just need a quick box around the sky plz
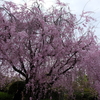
[2,0,100,41]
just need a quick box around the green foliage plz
[8,81,25,95]
[72,71,98,100]
[0,92,13,100]
[74,87,98,100]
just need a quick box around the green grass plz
[0,92,13,100]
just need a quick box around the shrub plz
[8,81,25,95]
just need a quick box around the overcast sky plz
[4,0,100,41]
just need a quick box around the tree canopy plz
[0,0,99,100]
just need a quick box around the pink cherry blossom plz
[0,0,99,100]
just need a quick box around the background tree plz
[0,0,98,99]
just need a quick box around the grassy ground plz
[0,92,13,100]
